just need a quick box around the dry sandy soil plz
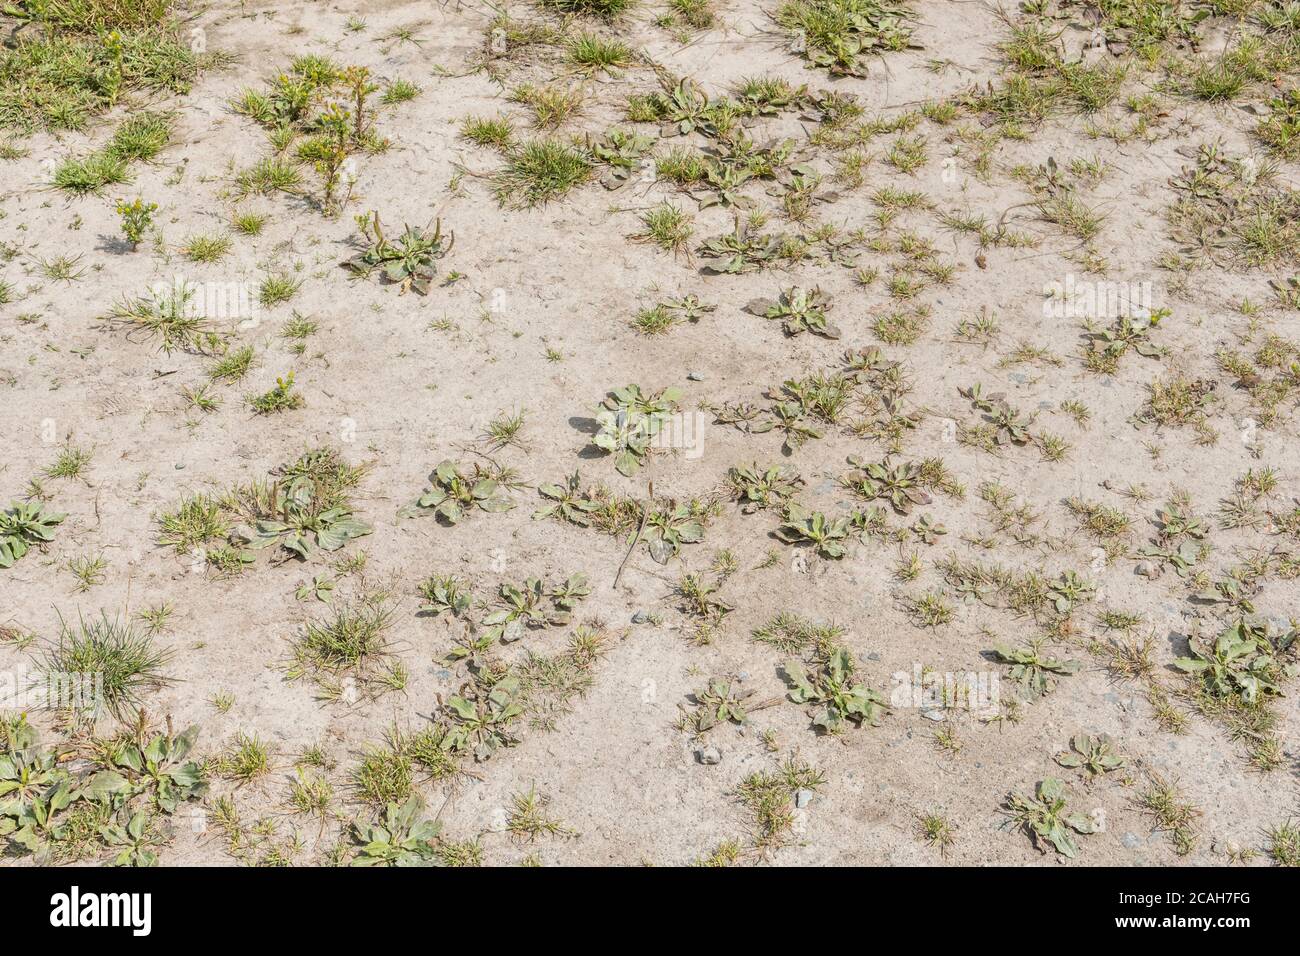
[1,0,1298,867]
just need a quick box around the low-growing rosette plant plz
[1004,777,1098,859]
[236,473,372,559]
[643,501,708,564]
[344,210,453,295]
[744,286,841,338]
[1054,733,1126,780]
[482,573,591,642]
[1174,618,1296,705]
[784,646,889,733]
[775,503,854,558]
[352,795,442,866]
[841,456,931,515]
[990,638,1081,697]
[88,723,208,814]
[440,676,524,762]
[0,501,65,569]
[400,460,515,524]
[593,384,683,477]
[533,472,600,526]
[727,462,803,513]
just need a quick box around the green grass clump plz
[157,493,230,553]
[0,5,200,133]
[537,0,634,18]
[181,232,233,264]
[1259,88,1300,158]
[290,599,393,677]
[19,0,176,31]
[107,110,173,160]
[382,79,421,104]
[460,114,515,150]
[38,613,172,718]
[635,202,693,253]
[52,110,173,193]
[666,0,715,29]
[52,152,130,193]
[236,157,303,196]
[493,139,592,208]
[567,32,633,73]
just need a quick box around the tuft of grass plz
[511,83,585,129]
[259,272,302,307]
[288,770,334,819]
[14,1,178,32]
[181,232,232,264]
[1137,773,1200,856]
[568,32,633,74]
[538,0,634,18]
[212,732,272,782]
[39,613,172,718]
[236,157,302,196]
[482,408,528,449]
[735,755,825,852]
[233,211,268,235]
[1266,819,1300,867]
[289,598,393,679]
[493,139,593,208]
[654,146,707,184]
[693,839,741,866]
[916,812,956,855]
[351,745,413,806]
[52,151,130,194]
[37,254,88,283]
[634,201,693,253]
[66,552,108,592]
[507,788,575,841]
[382,79,421,104]
[632,304,677,335]
[0,7,200,134]
[44,444,93,480]
[103,283,219,354]
[666,0,715,29]
[460,114,514,150]
[207,344,256,383]
[158,493,229,553]
[106,110,173,161]
[1187,58,1247,102]
[1259,88,1300,158]
[51,111,172,193]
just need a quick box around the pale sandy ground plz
[1,0,1297,865]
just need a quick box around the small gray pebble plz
[1121,832,1142,850]
[631,610,649,624]
[795,788,813,809]
[687,371,705,382]
[698,745,722,765]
